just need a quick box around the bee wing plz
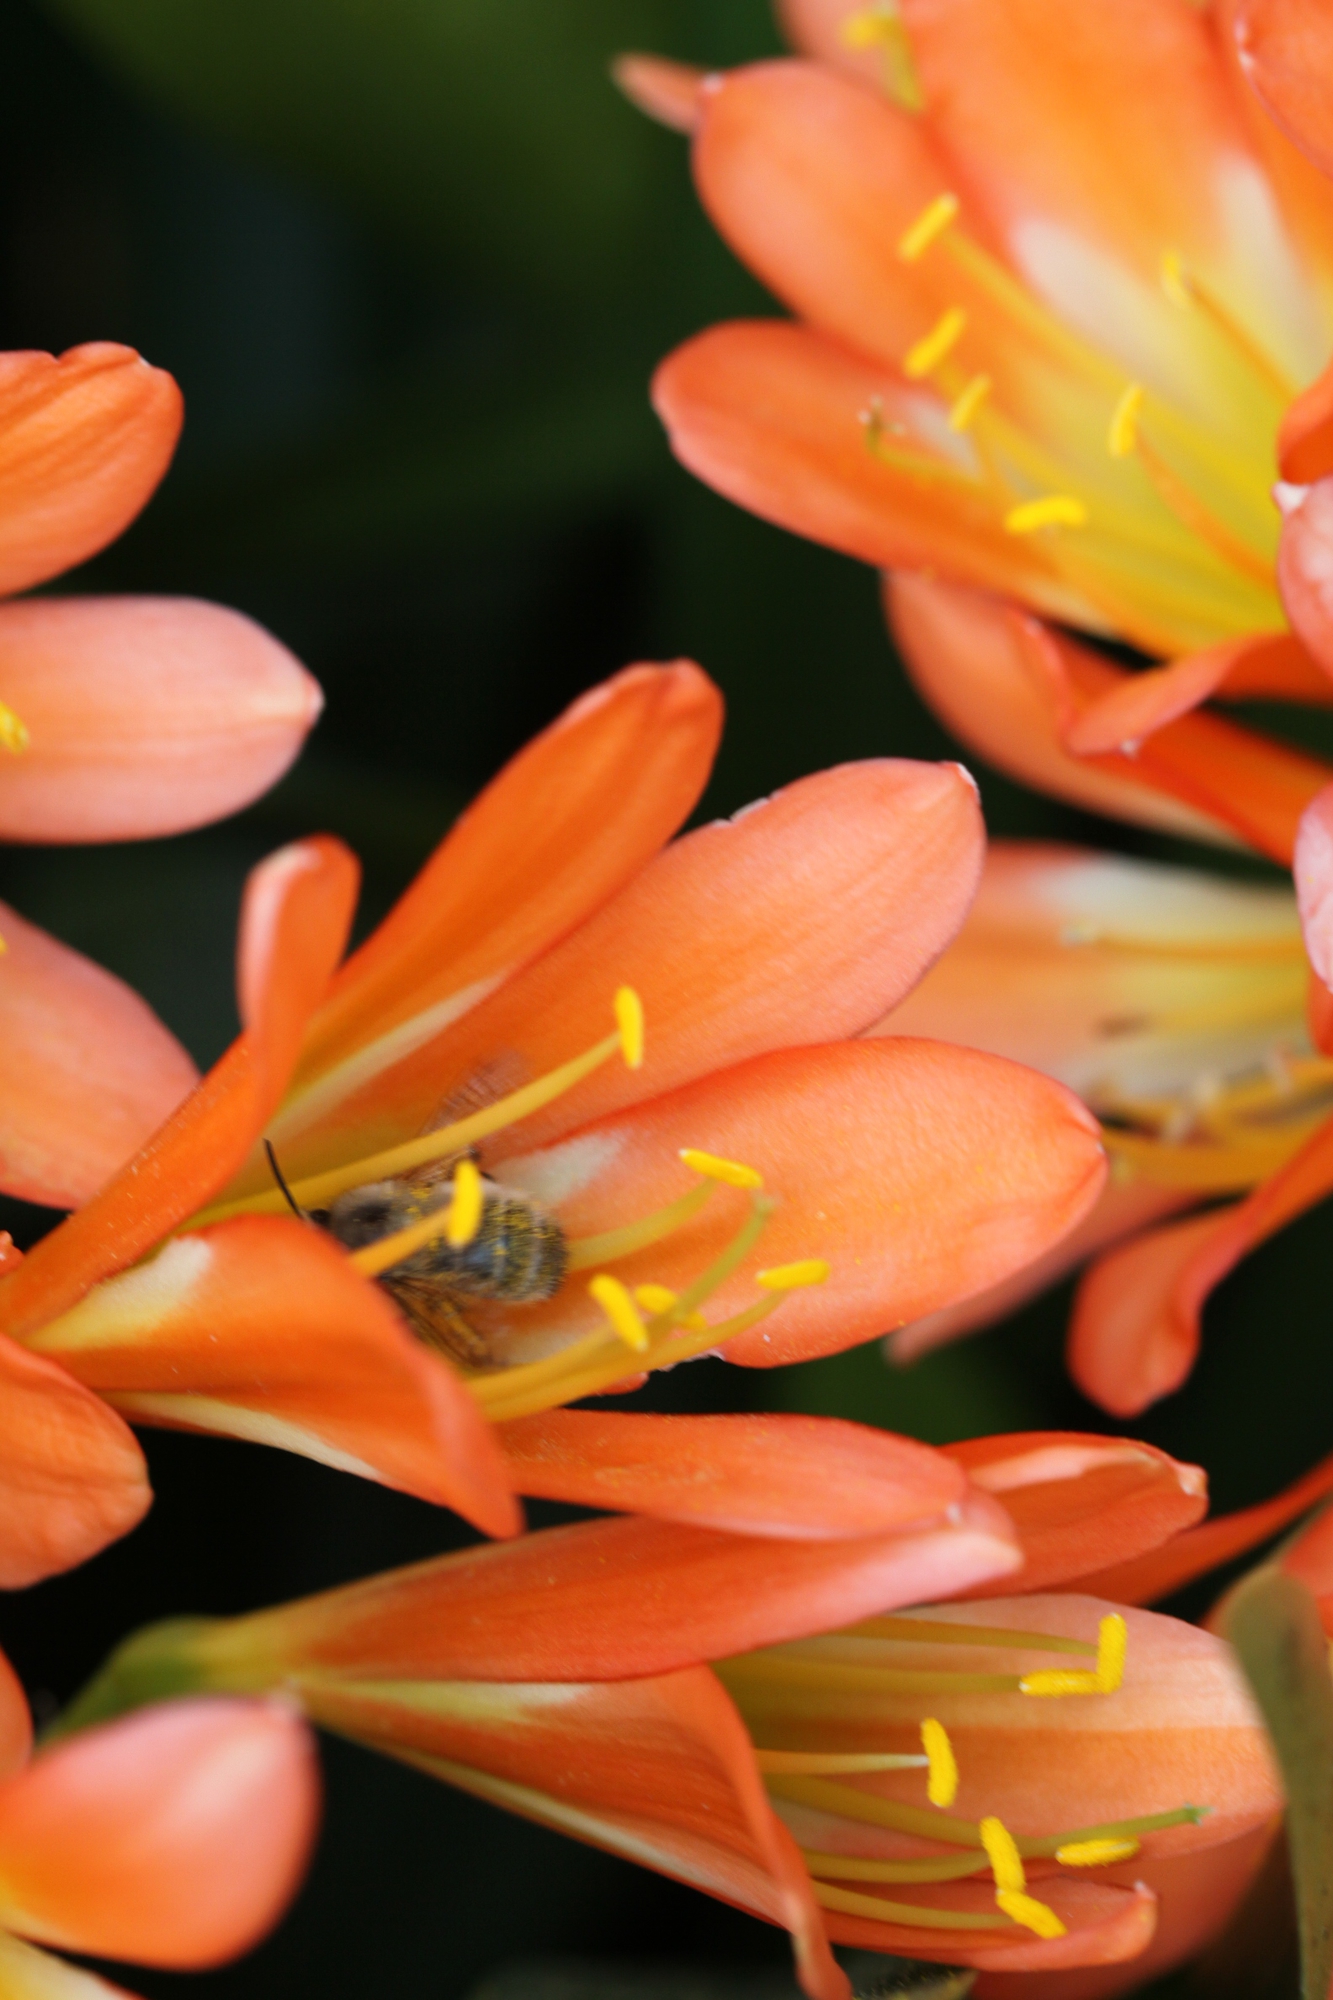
[380,1271,492,1369]
[405,1054,532,1194]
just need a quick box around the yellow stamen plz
[0,701,29,754]
[1005,494,1088,534]
[1132,430,1274,587]
[948,372,991,432]
[813,1882,1008,1930]
[979,1816,1026,1895]
[1022,1613,1127,1696]
[849,1616,1095,1655]
[1160,250,1296,401]
[862,401,983,488]
[995,1890,1067,1939]
[756,1259,829,1291]
[803,1849,990,1886]
[1107,382,1145,458]
[565,1180,713,1271]
[634,1283,706,1332]
[1159,249,1191,309]
[904,306,967,380]
[1057,1838,1139,1866]
[754,1750,927,1775]
[839,3,923,111]
[921,1717,958,1808]
[349,1173,483,1278]
[614,985,644,1069]
[679,1148,763,1190]
[898,191,960,263]
[445,1156,483,1248]
[588,1273,649,1353]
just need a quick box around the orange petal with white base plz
[498,1410,968,1540]
[0,1699,318,1968]
[0,345,180,598]
[0,598,323,844]
[1235,0,1333,182]
[0,1331,150,1587]
[25,1215,519,1537]
[0,900,198,1210]
[0,836,359,1344]
[485,1038,1105,1369]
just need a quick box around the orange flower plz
[0,1644,318,1999]
[57,1429,1275,2000]
[0,661,1107,1585]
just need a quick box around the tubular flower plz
[0,1646,318,2000]
[0,661,1107,1584]
[54,1429,1278,2000]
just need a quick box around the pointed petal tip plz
[612,53,710,132]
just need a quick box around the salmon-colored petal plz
[0,598,322,844]
[1062,632,1331,756]
[891,575,1333,861]
[940,1431,1207,1596]
[0,837,359,1343]
[0,901,198,1210]
[26,1215,519,1536]
[612,54,708,132]
[1278,356,1333,483]
[0,346,180,598]
[0,1932,141,2000]
[498,1410,967,1539]
[776,0,889,83]
[487,1039,1105,1370]
[200,1501,1018,1687]
[264,757,985,1177]
[653,324,1095,627]
[0,1698,318,1969]
[304,1663,848,2000]
[288,662,722,1108]
[0,1649,31,1779]
[820,1875,1157,1973]
[1277,476,1333,675]
[1071,1106,1333,1414]
[1295,780,1333,983]
[1235,0,1333,180]
[0,1331,149,1588]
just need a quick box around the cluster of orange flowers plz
[5,1,1333,1996]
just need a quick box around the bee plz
[852,1966,975,2000]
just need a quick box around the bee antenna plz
[264,1139,307,1221]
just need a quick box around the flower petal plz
[27,1215,519,1536]
[612,54,708,133]
[940,1432,1207,1596]
[0,1647,31,1780]
[1235,0,1333,180]
[1070,1107,1333,1415]
[0,1932,140,2000]
[1277,477,1333,676]
[1278,356,1333,484]
[0,900,198,1210]
[0,837,359,1343]
[0,345,180,598]
[776,0,890,83]
[1062,632,1332,756]
[498,1410,968,1539]
[1296,781,1333,984]
[491,1039,1105,1369]
[0,1331,150,1588]
[0,1698,318,1969]
[283,662,722,1134]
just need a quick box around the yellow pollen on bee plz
[634,1283,706,1332]
[0,701,29,754]
[1057,1838,1139,1866]
[981,1818,1066,1939]
[679,1148,764,1190]
[947,373,991,432]
[1004,494,1088,534]
[444,1156,484,1248]
[1021,1614,1128,1697]
[756,1260,830,1292]
[1107,382,1145,458]
[588,1272,650,1353]
[898,192,960,263]
[920,1717,958,1808]
[904,306,967,380]
[614,985,645,1069]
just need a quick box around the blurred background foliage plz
[0,2,1323,1994]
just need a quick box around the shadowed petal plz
[27,1216,519,1537]
[818,1876,1158,1973]
[0,598,323,844]
[1061,633,1333,755]
[0,1699,318,1969]
[0,900,198,1209]
[1235,0,1333,180]
[0,1646,32,1779]
[0,346,180,598]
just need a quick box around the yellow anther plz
[898,192,960,263]
[445,1156,484,1248]
[1107,382,1144,458]
[1004,494,1087,534]
[947,373,990,432]
[588,1273,649,1353]
[756,1259,830,1292]
[614,986,644,1070]
[0,700,29,754]
[679,1148,763,1190]
[979,1817,1026,1895]
[840,2,923,109]
[920,1718,957,1809]
[1056,1838,1139,1867]
[841,1,899,46]
[995,1890,1067,1939]
[634,1283,706,1332]
[1160,249,1192,307]
[1020,1669,1103,1696]
[1095,1613,1127,1691]
[904,306,967,380]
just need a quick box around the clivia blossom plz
[55,1428,1282,2000]
[0,1646,318,2000]
[0,342,323,1212]
[0,660,1105,1587]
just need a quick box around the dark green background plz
[0,3,1322,1993]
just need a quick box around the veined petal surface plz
[1236,0,1333,182]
